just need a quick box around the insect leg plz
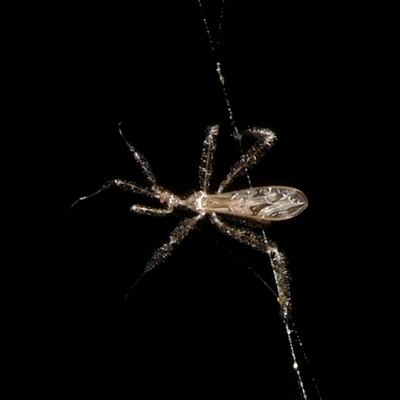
[125,213,205,296]
[217,127,277,193]
[210,213,291,320]
[199,124,219,192]
[130,204,173,217]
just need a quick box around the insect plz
[71,125,312,399]
[70,2,321,399]
[71,123,308,320]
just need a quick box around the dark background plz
[59,1,374,399]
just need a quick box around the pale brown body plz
[186,186,307,222]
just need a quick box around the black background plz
[58,1,375,399]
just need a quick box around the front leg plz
[130,204,173,216]
[130,188,181,216]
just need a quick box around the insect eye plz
[159,191,170,204]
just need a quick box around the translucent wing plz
[203,186,308,222]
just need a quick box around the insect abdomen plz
[201,186,308,221]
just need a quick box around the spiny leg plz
[211,213,308,399]
[210,213,291,319]
[129,187,180,216]
[70,179,157,209]
[130,204,173,217]
[199,124,219,192]
[125,213,205,297]
[217,127,277,193]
